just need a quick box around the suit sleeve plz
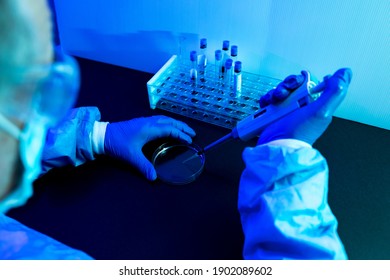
[238,140,347,259]
[41,106,105,173]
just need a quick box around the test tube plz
[198,38,207,76]
[224,58,233,88]
[215,50,222,80]
[233,61,242,97]
[230,45,238,66]
[221,40,230,78]
[190,50,198,84]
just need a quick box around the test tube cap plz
[190,50,197,61]
[200,38,207,49]
[234,61,242,72]
[215,50,222,60]
[231,45,238,56]
[222,40,230,50]
[225,58,233,69]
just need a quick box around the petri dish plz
[152,143,205,185]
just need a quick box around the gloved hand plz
[258,68,352,145]
[104,115,196,180]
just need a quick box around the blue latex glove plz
[258,68,352,145]
[104,115,196,180]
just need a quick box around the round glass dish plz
[152,143,205,185]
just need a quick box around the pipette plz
[183,70,324,163]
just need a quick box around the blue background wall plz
[54,0,390,130]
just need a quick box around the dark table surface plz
[8,57,390,260]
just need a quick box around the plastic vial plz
[233,61,242,97]
[198,38,207,76]
[190,50,198,83]
[231,45,238,66]
[215,50,222,80]
[221,40,230,78]
[224,58,233,88]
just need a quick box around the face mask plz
[0,50,80,214]
[0,114,48,213]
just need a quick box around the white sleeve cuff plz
[265,139,312,149]
[92,121,109,155]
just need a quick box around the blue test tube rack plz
[147,55,280,129]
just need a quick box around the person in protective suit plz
[0,0,351,259]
